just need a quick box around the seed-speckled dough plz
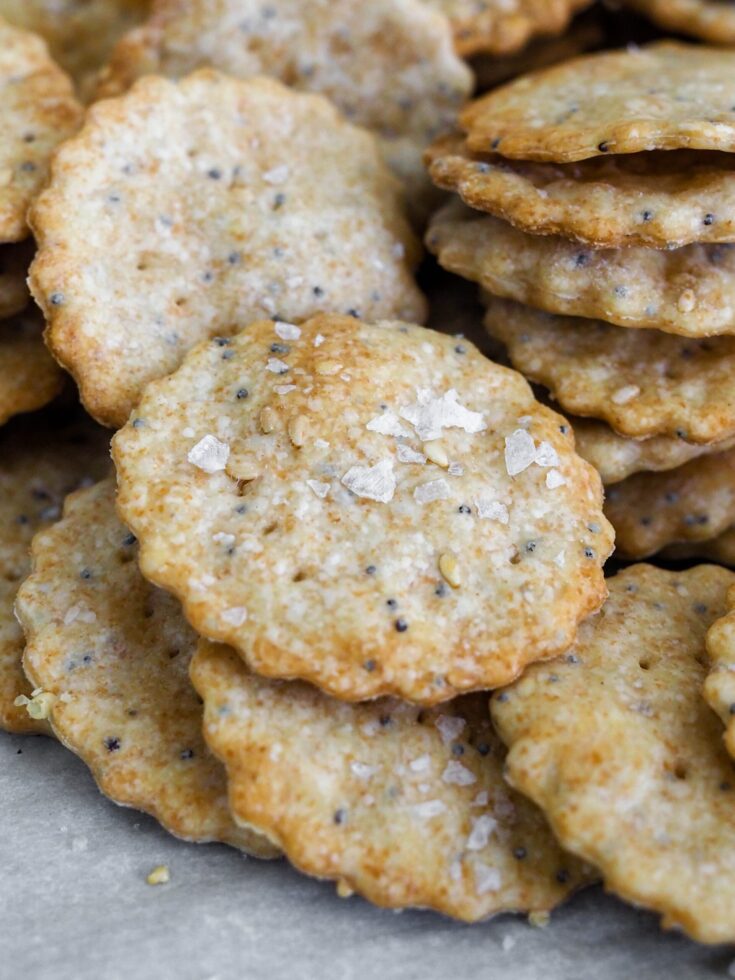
[96,0,472,219]
[29,72,425,429]
[484,298,735,445]
[15,478,277,855]
[0,17,82,243]
[0,243,31,319]
[423,0,592,57]
[604,449,735,559]
[192,639,593,919]
[621,0,735,45]
[426,139,735,251]
[429,202,735,337]
[704,587,735,765]
[113,313,612,705]
[462,42,735,162]
[661,527,735,566]
[0,308,64,426]
[492,564,735,944]
[0,412,109,733]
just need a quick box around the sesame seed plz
[259,406,278,433]
[438,552,461,589]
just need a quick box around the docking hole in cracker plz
[0,307,64,427]
[483,297,735,445]
[620,0,735,46]
[15,477,277,855]
[112,313,612,705]
[492,564,735,945]
[192,639,593,920]
[29,71,425,428]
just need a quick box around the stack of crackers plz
[3,0,735,952]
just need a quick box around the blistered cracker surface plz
[29,71,425,429]
[0,412,109,733]
[423,0,592,57]
[621,0,735,45]
[95,0,472,220]
[661,526,735,566]
[0,243,31,319]
[16,478,277,855]
[461,42,735,162]
[492,564,735,944]
[429,201,735,338]
[192,639,593,920]
[0,17,82,243]
[113,313,612,705]
[427,137,735,250]
[604,449,735,559]
[484,298,735,445]
[705,586,735,764]
[0,308,64,426]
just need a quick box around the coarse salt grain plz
[274,384,296,395]
[341,459,396,503]
[306,479,330,499]
[274,321,301,340]
[351,762,379,780]
[414,479,451,504]
[314,334,325,347]
[188,435,230,473]
[221,607,248,627]
[442,760,477,786]
[212,532,235,547]
[474,863,502,895]
[546,469,566,489]
[435,715,465,743]
[611,384,640,405]
[263,164,289,184]
[366,411,411,438]
[466,814,498,850]
[409,754,431,773]
[413,800,447,819]
[504,429,537,476]
[399,389,485,441]
[397,444,426,465]
[266,357,289,374]
[474,494,509,524]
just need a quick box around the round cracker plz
[604,449,735,559]
[429,201,735,338]
[423,0,592,58]
[0,16,82,243]
[492,563,735,945]
[426,137,735,250]
[621,0,735,46]
[461,42,735,162]
[0,412,109,733]
[192,638,593,920]
[661,527,735,566]
[483,297,735,445]
[0,243,31,319]
[113,313,612,705]
[29,71,425,429]
[95,0,472,220]
[16,477,277,855]
[705,587,735,764]
[0,308,64,426]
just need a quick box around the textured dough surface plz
[704,586,735,764]
[0,308,64,426]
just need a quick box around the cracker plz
[704,586,735,764]
[113,313,612,705]
[483,297,735,445]
[29,72,425,429]
[492,563,735,944]
[660,527,735,566]
[0,412,109,733]
[604,449,735,559]
[0,243,31,319]
[423,0,592,58]
[426,137,735,250]
[0,17,82,243]
[0,308,64,426]
[461,42,735,162]
[429,201,735,337]
[95,0,472,219]
[15,478,277,854]
[621,0,735,46]
[192,639,592,919]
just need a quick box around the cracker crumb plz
[529,911,550,928]
[336,879,353,898]
[146,865,170,886]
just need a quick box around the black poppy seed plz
[584,547,595,559]
[625,584,637,593]
[207,168,222,180]
[556,870,570,884]
[476,162,491,174]
[347,308,360,318]
[386,598,398,610]
[559,424,568,434]
[704,213,715,226]
[476,742,490,756]
[222,349,234,360]
[365,564,377,575]
[122,532,136,546]
[104,737,121,752]
[132,418,145,428]
[80,568,92,580]
[395,618,408,632]
[684,514,709,526]
[127,709,137,717]
[451,743,465,757]
[333,808,347,825]
[20,161,36,173]
[228,251,241,264]
[270,342,290,354]
[214,337,230,347]
[454,344,467,354]
[180,749,194,760]
[722,781,732,791]
[598,141,610,152]
[236,388,249,399]
[363,659,377,672]
[23,133,36,143]
[273,192,286,209]
[524,540,537,553]
[514,847,527,860]
[495,691,509,703]
[435,581,448,597]
[312,285,324,297]
[15,514,28,525]
[694,602,707,615]
[379,714,392,727]
[50,292,65,306]
[566,654,581,664]
[458,504,471,515]
[641,210,653,222]
[491,138,501,150]
[202,272,213,283]
[574,253,589,268]
[614,285,628,298]
[664,491,679,503]
[235,504,247,514]
[640,516,652,527]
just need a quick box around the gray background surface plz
[1,730,731,980]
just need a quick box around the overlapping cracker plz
[423,0,592,57]
[621,0,735,45]
[0,308,64,426]
[661,527,735,566]
[0,243,31,319]
[704,587,735,764]
[0,412,109,733]
[95,0,472,219]
[604,449,735,559]
[426,138,735,250]
[192,639,592,919]
[461,42,735,162]
[429,202,735,337]
[0,17,82,243]
[29,71,425,428]
[113,313,612,705]
[492,564,735,944]
[15,478,277,854]
[484,298,735,445]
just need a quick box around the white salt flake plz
[472,791,489,807]
[182,426,195,438]
[435,715,465,743]
[274,384,296,395]
[341,459,396,503]
[212,532,235,547]
[442,761,477,786]
[413,800,447,819]
[221,607,248,627]
[534,441,560,468]
[448,462,464,476]
[266,357,289,374]
[409,754,431,773]
[306,479,330,499]
[314,334,325,347]
[414,479,451,504]
[554,550,566,568]
[504,429,537,476]
[274,321,301,341]
[188,435,230,473]
[474,863,502,895]
[351,762,379,781]
[611,384,640,405]
[466,814,498,851]
[263,164,289,184]
[399,388,486,441]
[546,469,566,489]
[366,411,411,438]
[474,494,509,524]
[63,604,96,626]
[397,444,426,465]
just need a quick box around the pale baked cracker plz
[429,201,735,338]
[661,527,735,566]
[704,586,735,765]
[0,243,31,319]
[492,563,735,944]
[483,297,735,445]
[95,0,472,220]
[604,449,735,559]
[192,639,592,919]
[29,71,425,428]
[0,412,109,733]
[621,0,735,45]
[427,137,735,250]
[15,478,277,855]
[462,42,735,162]
[0,308,64,426]
[0,16,82,243]
[113,313,612,705]
[423,0,592,58]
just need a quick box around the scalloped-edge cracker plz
[492,563,735,945]
[0,308,64,426]
[604,449,735,559]
[621,0,735,45]
[661,527,735,566]
[15,477,277,855]
[113,313,612,705]
[484,297,735,445]
[0,243,31,319]
[29,71,425,428]
[462,42,735,162]
[192,639,593,919]
[705,586,735,764]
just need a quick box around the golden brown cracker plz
[0,308,64,426]
[621,0,735,46]
[661,527,735,566]
[704,586,735,763]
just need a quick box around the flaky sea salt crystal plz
[435,715,465,743]
[314,334,325,347]
[221,607,248,626]
[474,494,509,524]
[414,479,450,504]
[274,384,296,395]
[366,411,411,438]
[274,321,301,340]
[341,459,396,503]
[306,479,330,499]
[472,791,489,807]
[448,462,463,476]
[263,164,289,184]
[474,863,502,895]
[534,441,560,468]
[351,762,379,781]
[188,435,230,473]
[409,755,431,773]
[546,469,566,489]
[399,389,485,441]
[397,444,426,465]
[442,761,477,786]
[611,384,640,405]
[466,814,498,851]
[413,800,447,819]
[266,357,289,374]
[504,429,537,476]
[213,532,236,547]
